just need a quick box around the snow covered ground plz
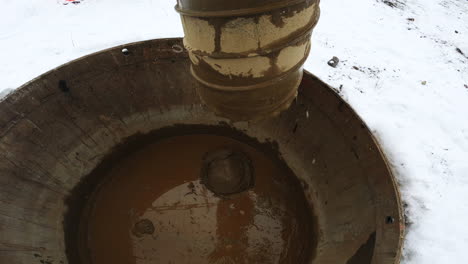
[1,0,467,263]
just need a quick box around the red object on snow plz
[63,0,82,4]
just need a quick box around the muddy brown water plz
[80,134,316,264]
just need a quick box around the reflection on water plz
[85,134,314,264]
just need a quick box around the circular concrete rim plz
[0,38,404,264]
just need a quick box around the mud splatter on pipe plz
[176,0,321,121]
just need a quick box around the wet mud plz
[80,134,316,264]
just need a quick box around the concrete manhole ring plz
[0,38,404,264]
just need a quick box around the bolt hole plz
[58,80,69,93]
[172,44,184,53]
[122,48,130,56]
[386,216,395,224]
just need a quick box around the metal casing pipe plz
[176,0,320,121]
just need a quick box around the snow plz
[0,0,182,92]
[1,0,467,263]
[304,1,468,262]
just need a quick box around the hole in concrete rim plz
[58,80,69,92]
[386,216,395,224]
